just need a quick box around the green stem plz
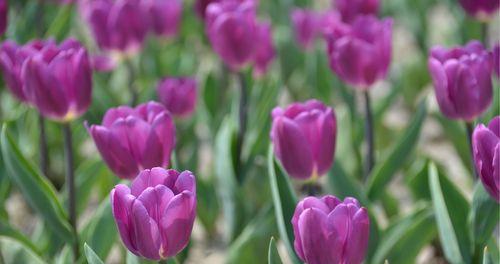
[125,58,138,106]
[466,121,477,179]
[235,72,248,183]
[62,123,78,260]
[363,90,375,182]
[38,114,49,177]
[481,22,488,45]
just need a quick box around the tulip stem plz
[363,90,375,182]
[62,123,79,260]
[125,58,138,106]
[38,114,50,177]
[465,121,477,179]
[235,72,248,183]
[481,22,488,45]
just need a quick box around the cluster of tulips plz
[0,0,498,263]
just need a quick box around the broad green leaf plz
[0,237,46,264]
[44,4,74,41]
[372,205,436,264]
[84,243,104,264]
[429,163,467,264]
[0,220,41,256]
[327,160,368,205]
[367,100,426,200]
[196,177,219,236]
[82,198,117,261]
[434,114,471,174]
[268,237,283,264]
[267,145,301,264]
[483,247,493,264]
[0,125,73,242]
[468,183,499,247]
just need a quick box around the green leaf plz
[267,145,301,264]
[434,114,472,174]
[44,4,74,41]
[327,160,368,205]
[82,198,117,261]
[367,100,426,200]
[0,237,46,264]
[0,125,73,242]
[469,183,499,247]
[84,243,104,264]
[372,205,436,264]
[268,237,283,264]
[483,247,493,264]
[196,177,219,236]
[126,251,140,264]
[429,163,466,264]
[0,220,41,256]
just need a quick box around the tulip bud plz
[253,21,275,76]
[459,0,498,21]
[79,0,150,55]
[333,0,379,23]
[22,38,92,122]
[0,40,47,102]
[326,15,392,89]
[88,101,176,179]
[0,0,6,35]
[290,8,321,50]
[472,116,499,202]
[111,167,196,260]
[205,0,257,70]
[146,0,182,38]
[292,195,370,264]
[428,41,493,121]
[270,100,336,180]
[157,77,197,118]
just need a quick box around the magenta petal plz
[131,200,161,260]
[343,207,370,264]
[131,168,170,196]
[174,171,196,194]
[111,185,138,254]
[298,208,331,264]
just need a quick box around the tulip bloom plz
[459,0,498,21]
[0,40,47,102]
[290,9,321,50]
[157,77,197,118]
[79,0,150,55]
[326,15,392,89]
[205,0,257,70]
[292,195,370,264]
[270,100,336,180]
[111,167,196,260]
[22,38,92,122]
[88,101,176,179]
[253,21,275,76]
[472,116,500,202]
[147,0,182,38]
[0,0,6,35]
[428,41,493,121]
[333,0,379,23]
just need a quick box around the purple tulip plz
[88,101,176,179]
[459,0,499,21]
[493,43,499,78]
[111,167,196,260]
[252,21,275,76]
[157,77,197,118]
[326,15,392,89]
[205,0,258,70]
[472,116,500,202]
[333,0,379,23]
[428,41,493,121]
[194,0,217,19]
[0,0,6,35]
[79,0,150,55]
[0,40,48,102]
[290,8,321,50]
[146,0,182,38]
[292,195,370,264]
[270,100,336,180]
[22,38,92,122]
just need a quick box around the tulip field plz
[0,0,499,263]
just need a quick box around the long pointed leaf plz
[268,237,283,264]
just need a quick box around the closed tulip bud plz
[472,116,500,202]
[79,0,149,55]
[88,101,176,179]
[0,0,6,35]
[333,0,379,23]
[326,15,392,89]
[290,8,321,50]
[292,195,370,264]
[206,0,257,70]
[157,77,197,118]
[270,100,336,180]
[0,40,47,102]
[111,167,196,260]
[146,0,182,38]
[459,0,498,21]
[22,38,92,122]
[252,21,275,76]
[428,41,493,121]
[493,43,499,79]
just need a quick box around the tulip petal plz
[131,200,162,260]
[111,184,138,254]
[298,208,331,264]
[343,207,370,264]
[131,167,170,196]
